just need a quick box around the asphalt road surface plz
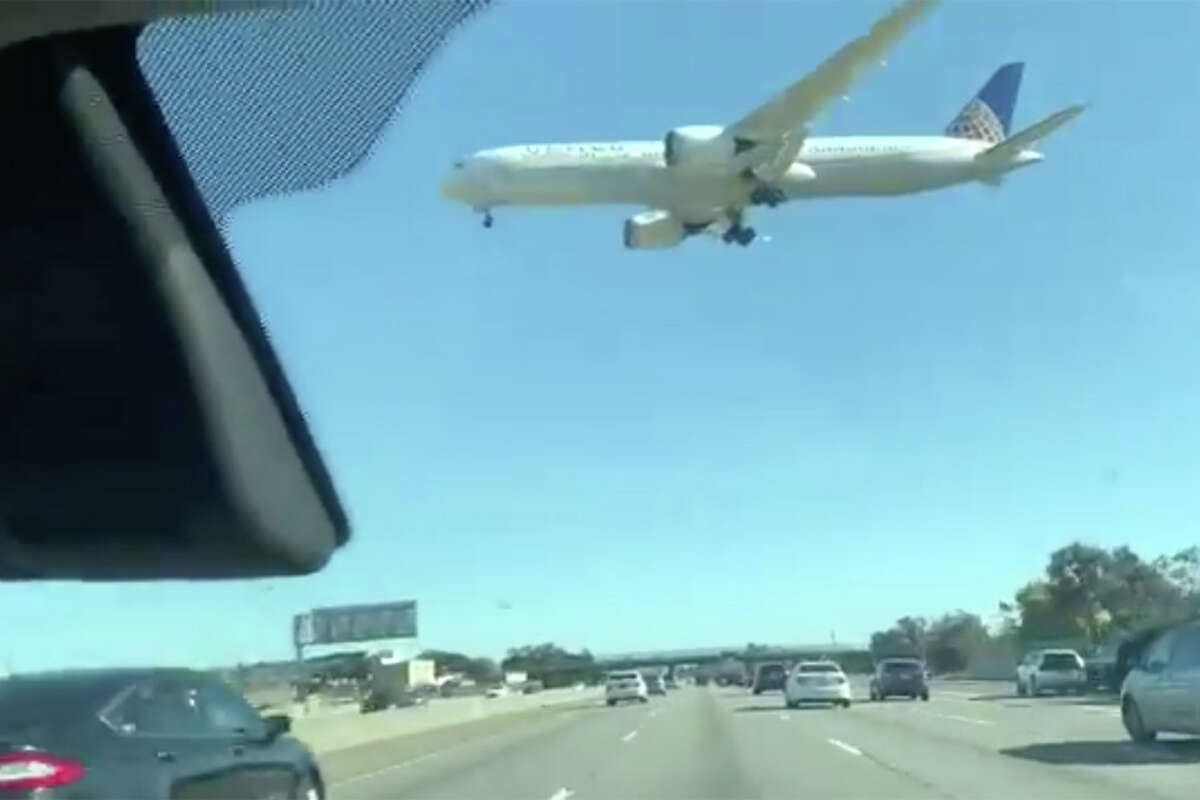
[326,680,1200,799]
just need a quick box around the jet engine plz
[623,209,686,250]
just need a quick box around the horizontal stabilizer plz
[978,104,1088,161]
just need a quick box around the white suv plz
[1016,649,1086,696]
[605,671,648,706]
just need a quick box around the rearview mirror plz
[0,27,348,579]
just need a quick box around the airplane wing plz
[725,0,937,148]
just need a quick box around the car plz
[606,671,649,706]
[644,673,667,695]
[1016,649,1087,696]
[663,675,679,690]
[784,661,852,708]
[1083,645,1119,692]
[485,684,512,698]
[521,680,544,694]
[1120,620,1200,742]
[360,686,426,713]
[869,658,930,701]
[751,663,787,694]
[0,667,324,800]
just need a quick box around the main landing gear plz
[748,185,786,208]
[722,224,756,246]
[482,211,493,228]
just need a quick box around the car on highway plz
[1084,644,1120,692]
[869,658,930,701]
[644,672,667,695]
[605,671,649,706]
[0,667,324,800]
[1016,648,1087,696]
[751,662,787,694]
[663,675,679,690]
[1120,619,1200,741]
[783,661,852,708]
[485,684,512,699]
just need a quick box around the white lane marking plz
[333,746,450,787]
[621,729,639,742]
[936,713,995,726]
[1083,707,1122,717]
[333,708,575,787]
[780,712,791,721]
[827,738,862,756]
[548,788,575,800]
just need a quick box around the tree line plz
[870,543,1200,672]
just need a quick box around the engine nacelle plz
[663,125,737,168]
[623,210,686,250]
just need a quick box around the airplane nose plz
[440,168,469,201]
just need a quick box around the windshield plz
[1041,653,1082,670]
[5,2,1200,799]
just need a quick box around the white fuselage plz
[441,135,1043,223]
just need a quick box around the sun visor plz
[0,27,348,579]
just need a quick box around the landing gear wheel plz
[736,226,756,246]
[482,212,494,228]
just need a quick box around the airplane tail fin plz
[945,62,1024,144]
[977,104,1088,161]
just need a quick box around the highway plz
[324,681,1200,799]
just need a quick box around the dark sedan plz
[0,667,323,799]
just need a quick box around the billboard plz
[293,600,417,646]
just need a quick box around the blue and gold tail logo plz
[946,62,1024,143]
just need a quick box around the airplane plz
[439,0,1086,250]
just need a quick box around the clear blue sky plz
[5,1,1199,673]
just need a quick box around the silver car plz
[1016,649,1086,696]
[1121,621,1200,741]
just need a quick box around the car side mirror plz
[261,714,291,741]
